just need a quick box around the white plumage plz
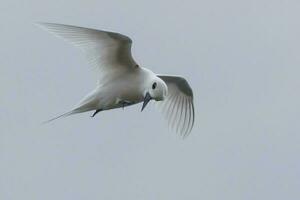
[38,23,195,137]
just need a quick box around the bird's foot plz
[91,109,102,117]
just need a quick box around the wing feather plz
[169,94,180,128]
[182,97,189,136]
[37,22,138,83]
[157,75,195,137]
[185,97,192,138]
[171,95,182,130]
[176,96,185,133]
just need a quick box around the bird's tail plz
[42,92,100,124]
[42,110,78,124]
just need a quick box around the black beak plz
[141,92,152,112]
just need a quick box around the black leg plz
[91,109,102,117]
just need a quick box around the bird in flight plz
[38,23,195,137]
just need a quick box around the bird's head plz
[141,77,168,111]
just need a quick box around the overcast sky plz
[1,0,300,199]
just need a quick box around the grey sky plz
[1,0,300,199]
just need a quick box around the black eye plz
[152,82,157,89]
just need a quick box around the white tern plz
[38,23,195,137]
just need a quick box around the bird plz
[37,23,195,137]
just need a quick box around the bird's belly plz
[101,87,143,110]
[120,90,143,102]
[117,90,143,105]
[99,71,145,110]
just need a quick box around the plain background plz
[1,0,300,199]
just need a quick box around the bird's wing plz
[157,75,195,138]
[37,22,138,82]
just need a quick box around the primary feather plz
[37,22,138,83]
[157,75,195,137]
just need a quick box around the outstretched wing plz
[157,75,195,138]
[37,22,138,82]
